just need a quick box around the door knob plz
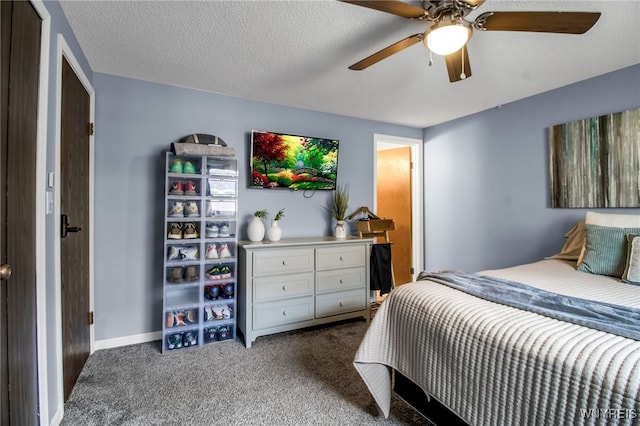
[61,214,82,238]
[0,264,11,280]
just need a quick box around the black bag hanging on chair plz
[370,243,393,295]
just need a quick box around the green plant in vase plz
[267,208,285,242]
[327,184,349,238]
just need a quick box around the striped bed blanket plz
[353,259,640,425]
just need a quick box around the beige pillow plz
[577,212,640,266]
[549,221,585,261]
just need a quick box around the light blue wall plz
[31,1,640,423]
[92,73,421,341]
[423,64,640,272]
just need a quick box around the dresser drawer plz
[316,267,366,293]
[315,289,366,318]
[253,272,314,302]
[253,248,314,276]
[253,296,314,330]
[316,245,366,271]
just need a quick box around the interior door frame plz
[53,34,95,418]
[373,134,424,281]
[27,0,51,423]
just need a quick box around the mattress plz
[353,259,640,425]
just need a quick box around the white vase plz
[266,220,282,242]
[334,220,346,239]
[247,216,265,242]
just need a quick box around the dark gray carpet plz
[61,319,432,425]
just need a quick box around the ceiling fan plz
[342,0,601,82]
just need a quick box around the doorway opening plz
[373,134,424,290]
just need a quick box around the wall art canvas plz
[549,108,640,208]
[250,130,339,190]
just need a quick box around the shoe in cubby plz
[168,245,199,261]
[219,223,231,237]
[184,308,198,324]
[203,327,219,343]
[183,161,196,174]
[168,202,185,218]
[218,325,232,341]
[182,330,198,347]
[184,181,197,196]
[169,159,183,174]
[185,201,199,217]
[204,284,220,300]
[218,243,232,259]
[207,266,221,280]
[167,223,183,239]
[183,222,199,239]
[206,223,219,238]
[166,310,186,328]
[168,267,183,283]
[166,333,183,350]
[210,304,232,320]
[169,181,184,195]
[219,265,232,280]
[204,306,214,321]
[184,246,199,260]
[183,265,199,282]
[221,282,234,299]
[205,202,214,218]
[206,244,219,259]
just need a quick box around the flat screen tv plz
[250,130,339,190]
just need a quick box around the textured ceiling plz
[59,1,640,128]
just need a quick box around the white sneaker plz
[219,243,232,259]
[206,244,219,259]
[168,246,182,260]
[185,201,199,217]
[183,246,199,260]
[168,246,198,260]
[168,202,184,217]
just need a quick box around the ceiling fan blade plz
[445,46,472,83]
[340,1,427,19]
[349,33,423,70]
[475,11,601,34]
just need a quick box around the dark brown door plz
[60,57,91,400]
[1,1,42,424]
[377,147,413,286]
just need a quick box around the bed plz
[354,217,640,425]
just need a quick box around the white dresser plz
[238,236,373,348]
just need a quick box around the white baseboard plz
[47,406,63,426]
[94,331,161,351]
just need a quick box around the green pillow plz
[622,234,640,285]
[577,224,640,277]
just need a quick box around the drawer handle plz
[282,310,287,316]
[282,260,287,266]
[339,278,344,284]
[339,256,344,261]
[282,285,287,291]
[339,302,344,307]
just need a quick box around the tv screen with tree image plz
[250,130,339,190]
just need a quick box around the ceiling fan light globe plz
[425,18,471,56]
